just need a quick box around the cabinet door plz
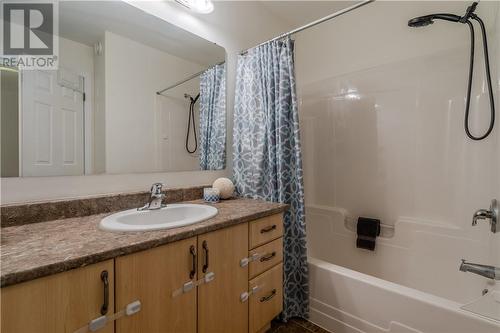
[1,260,114,333]
[198,223,249,333]
[115,237,197,333]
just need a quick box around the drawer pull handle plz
[189,245,196,279]
[260,251,277,262]
[202,240,209,273]
[260,225,277,234]
[100,270,109,315]
[260,289,277,303]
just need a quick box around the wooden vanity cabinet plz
[115,237,198,333]
[1,260,114,333]
[248,214,284,333]
[1,213,284,333]
[115,224,249,333]
[197,223,249,333]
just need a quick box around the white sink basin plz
[99,204,218,232]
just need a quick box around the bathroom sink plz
[99,204,218,232]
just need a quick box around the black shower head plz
[408,13,462,27]
[406,2,496,141]
[408,15,435,27]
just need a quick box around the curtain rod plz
[240,0,375,55]
[156,61,225,96]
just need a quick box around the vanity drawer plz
[249,237,283,279]
[249,214,283,249]
[249,263,283,333]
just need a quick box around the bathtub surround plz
[0,186,207,228]
[295,1,500,331]
[234,37,308,320]
[199,63,227,170]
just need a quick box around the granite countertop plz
[1,198,288,288]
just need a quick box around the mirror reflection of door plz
[21,69,85,177]
[1,67,20,177]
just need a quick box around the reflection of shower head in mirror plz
[184,93,200,103]
[186,92,200,154]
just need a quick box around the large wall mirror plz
[1,1,226,177]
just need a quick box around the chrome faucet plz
[459,259,500,280]
[138,183,165,211]
[472,199,498,233]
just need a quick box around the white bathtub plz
[308,258,500,333]
[306,205,500,333]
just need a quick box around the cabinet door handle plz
[202,240,209,273]
[260,289,277,303]
[189,245,196,279]
[259,251,276,262]
[260,225,277,234]
[100,270,109,315]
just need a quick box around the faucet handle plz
[472,209,492,225]
[150,183,164,195]
[471,199,498,233]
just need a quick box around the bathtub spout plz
[459,260,500,280]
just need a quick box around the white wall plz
[104,31,205,174]
[0,0,289,204]
[296,0,500,291]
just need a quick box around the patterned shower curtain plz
[199,63,226,170]
[233,37,308,320]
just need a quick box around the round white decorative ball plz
[212,178,235,199]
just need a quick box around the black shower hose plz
[186,93,200,153]
[464,15,495,141]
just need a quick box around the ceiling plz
[59,1,359,65]
[257,1,359,29]
[59,1,225,66]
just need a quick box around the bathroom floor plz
[268,318,330,333]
